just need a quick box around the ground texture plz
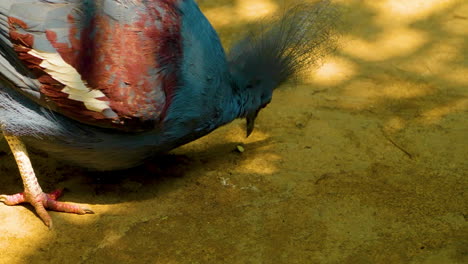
[1,0,467,263]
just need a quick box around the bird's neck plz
[216,84,244,126]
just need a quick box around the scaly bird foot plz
[0,188,94,228]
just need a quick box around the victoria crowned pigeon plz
[0,0,338,227]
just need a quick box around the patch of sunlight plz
[443,2,468,35]
[235,152,280,175]
[60,204,107,226]
[310,56,357,85]
[368,0,456,24]
[339,78,434,110]
[419,98,468,124]
[236,0,278,21]
[0,207,39,237]
[384,117,406,133]
[203,6,237,27]
[398,37,468,85]
[341,27,428,61]
[0,207,49,263]
[203,0,277,26]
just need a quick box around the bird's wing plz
[0,0,182,131]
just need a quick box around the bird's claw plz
[0,189,93,228]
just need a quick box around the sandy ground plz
[1,0,467,263]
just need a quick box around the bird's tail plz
[228,0,340,89]
[0,87,72,138]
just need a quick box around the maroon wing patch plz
[7,0,182,131]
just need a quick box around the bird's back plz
[0,0,183,131]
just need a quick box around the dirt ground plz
[1,0,467,263]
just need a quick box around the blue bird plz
[0,0,338,227]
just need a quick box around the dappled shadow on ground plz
[0,0,466,263]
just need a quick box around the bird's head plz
[230,74,275,137]
[227,1,339,137]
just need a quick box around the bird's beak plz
[246,110,259,137]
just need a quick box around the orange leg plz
[0,132,93,228]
